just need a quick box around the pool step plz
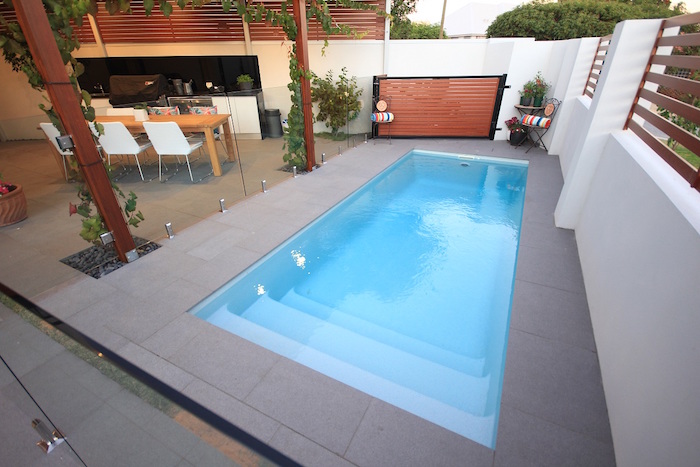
[279,289,486,376]
[239,294,491,415]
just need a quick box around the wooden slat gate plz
[373,75,507,139]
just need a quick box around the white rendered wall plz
[576,131,700,467]
[0,60,48,141]
[558,96,591,177]
[555,19,665,229]
[548,37,600,156]
[386,39,487,77]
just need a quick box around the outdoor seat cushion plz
[521,114,551,128]
[371,112,394,123]
[189,106,218,115]
[148,106,180,116]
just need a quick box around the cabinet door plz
[211,96,236,133]
[233,96,262,134]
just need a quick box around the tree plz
[389,0,445,39]
[392,21,445,39]
[486,0,685,40]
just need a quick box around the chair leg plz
[132,154,145,181]
[184,154,194,182]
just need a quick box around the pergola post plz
[13,0,137,262]
[292,0,317,172]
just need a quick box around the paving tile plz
[518,218,578,255]
[244,358,371,456]
[15,351,105,434]
[180,378,281,443]
[510,280,595,351]
[269,425,356,467]
[141,314,208,360]
[118,341,196,392]
[69,403,184,467]
[107,387,160,426]
[515,243,586,294]
[185,225,251,261]
[345,399,494,467]
[494,404,615,467]
[96,253,181,299]
[501,329,612,444]
[0,306,66,379]
[183,245,262,292]
[169,327,279,399]
[33,275,118,319]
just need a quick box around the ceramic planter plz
[509,131,528,146]
[0,184,28,227]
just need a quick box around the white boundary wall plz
[555,19,700,466]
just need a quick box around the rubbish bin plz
[265,109,283,138]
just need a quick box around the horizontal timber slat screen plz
[625,11,700,191]
[374,76,507,139]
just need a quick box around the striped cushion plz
[148,106,180,116]
[371,112,394,123]
[521,114,551,128]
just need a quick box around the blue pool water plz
[190,150,528,448]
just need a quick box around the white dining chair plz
[142,121,208,183]
[97,122,153,181]
[40,122,74,181]
[189,106,230,158]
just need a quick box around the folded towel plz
[521,114,551,128]
[371,112,394,123]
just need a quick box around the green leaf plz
[105,0,119,15]
[143,0,155,14]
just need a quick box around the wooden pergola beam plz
[13,0,136,262]
[293,0,316,172]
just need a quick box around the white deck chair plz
[97,122,153,181]
[40,122,74,181]
[142,121,208,183]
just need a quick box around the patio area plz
[0,136,614,466]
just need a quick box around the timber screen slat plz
[376,77,503,138]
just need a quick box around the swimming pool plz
[190,150,528,448]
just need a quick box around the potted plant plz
[519,81,535,106]
[505,116,527,146]
[0,173,28,226]
[236,74,254,91]
[530,71,550,107]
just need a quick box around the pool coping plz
[30,139,614,466]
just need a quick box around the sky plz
[408,0,700,25]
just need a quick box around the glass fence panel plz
[234,85,291,195]
[0,293,286,466]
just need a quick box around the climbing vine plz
[0,0,144,246]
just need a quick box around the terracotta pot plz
[0,184,28,227]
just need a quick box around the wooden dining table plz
[95,114,236,177]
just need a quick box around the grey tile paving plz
[501,329,612,444]
[510,279,596,351]
[180,378,281,443]
[0,139,616,466]
[345,399,494,467]
[494,405,615,467]
[244,358,372,456]
[269,426,356,467]
[169,326,279,399]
